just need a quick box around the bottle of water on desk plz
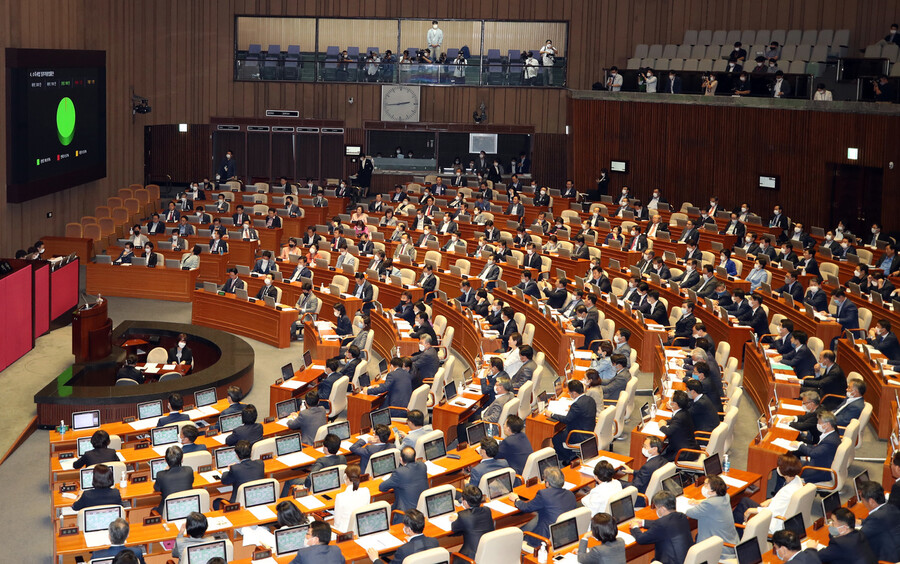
[723,454,730,473]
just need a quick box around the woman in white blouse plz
[333,465,371,532]
[580,460,623,516]
[741,454,804,534]
[503,333,524,375]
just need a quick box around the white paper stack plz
[355,532,403,551]
[721,475,748,488]
[248,505,277,521]
[276,451,315,467]
[429,514,455,531]
[281,379,303,389]
[641,420,665,437]
[128,419,158,431]
[772,438,796,451]
[296,495,325,510]
[485,499,517,514]
[425,460,445,477]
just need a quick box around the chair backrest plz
[600,319,615,341]
[66,222,83,238]
[742,508,773,555]
[235,478,279,509]
[364,448,400,477]
[477,467,518,500]
[87,460,126,484]
[623,376,638,420]
[595,406,616,451]
[684,535,724,564]
[854,402,873,449]
[348,500,392,536]
[612,390,629,438]
[415,483,457,515]
[147,346,168,363]
[608,486,638,514]
[496,399,520,438]
[159,372,182,382]
[715,341,730,367]
[645,462,677,500]
[163,488,211,520]
[783,483,818,526]
[432,315,447,339]
[181,451,212,474]
[473,527,524,562]
[521,323,535,346]
[250,437,277,459]
[413,430,445,460]
[517,381,534,419]
[403,547,451,564]
[77,504,125,533]
[722,406,739,453]
[183,539,234,564]
[557,506,592,536]
[408,384,430,414]
[522,447,557,482]
[326,376,350,417]
[858,307,872,331]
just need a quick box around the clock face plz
[381,85,421,122]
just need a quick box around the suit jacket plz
[626,234,648,252]
[790,407,824,443]
[805,289,828,312]
[679,228,700,245]
[664,76,683,94]
[451,506,495,558]
[225,422,264,447]
[374,534,440,564]
[602,370,630,402]
[573,244,591,259]
[575,317,602,349]
[91,546,146,564]
[781,345,817,378]
[252,258,277,274]
[674,269,700,288]
[517,280,542,300]
[482,392,515,424]
[181,442,206,453]
[576,538,626,564]
[349,441,391,476]
[369,369,413,413]
[725,299,751,319]
[156,411,190,428]
[72,487,124,511]
[545,288,567,310]
[834,299,859,331]
[889,479,900,511]
[221,458,265,503]
[870,332,900,362]
[222,277,245,294]
[289,544,346,564]
[304,453,348,487]
[266,216,282,229]
[661,410,700,461]
[468,458,510,489]
[778,281,804,302]
[631,511,693,564]
[208,238,228,254]
[739,306,769,336]
[816,530,877,564]
[646,300,668,326]
[287,406,328,446]
[255,284,278,301]
[515,487,578,545]
[318,371,343,401]
[411,348,439,388]
[689,394,720,433]
[721,221,746,238]
[550,394,597,435]
[801,364,846,406]
[632,455,667,495]
[797,432,840,483]
[497,431,533,475]
[379,461,429,511]
[232,212,250,226]
[860,502,900,561]
[833,397,864,428]
[154,466,195,511]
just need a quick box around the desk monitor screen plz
[639,402,651,421]
[215,447,240,469]
[735,537,763,564]
[151,425,180,447]
[703,452,722,476]
[138,400,164,421]
[165,494,200,521]
[537,453,560,480]
[356,506,390,537]
[150,457,168,480]
[610,495,635,524]
[854,470,869,500]
[465,422,486,445]
[72,409,100,430]
[275,525,309,556]
[782,513,806,540]
[368,408,391,430]
[236,288,249,301]
[185,540,227,564]
[425,490,455,518]
[83,506,123,533]
[370,451,397,478]
[443,381,458,401]
[303,350,313,368]
[486,472,513,498]
[80,467,95,490]
[219,412,243,433]
[662,476,683,497]
[549,517,579,551]
[423,436,446,461]
[327,420,351,441]
[276,398,298,420]
[310,467,341,494]
[275,433,302,457]
[579,435,599,462]
[281,363,294,382]
[77,436,93,457]
[244,481,277,508]
[822,490,840,518]
[202,281,217,293]
[91,559,114,564]
[194,388,217,408]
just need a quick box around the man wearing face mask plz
[816,508,877,564]
[769,530,820,564]
[167,333,193,365]
[804,278,828,312]
[334,243,356,271]
[791,411,840,483]
[660,390,700,461]
[252,250,276,275]
[836,237,857,261]
[629,491,693,563]
[217,150,236,181]
[832,379,866,428]
[828,289,859,334]
[129,225,149,248]
[146,214,165,235]
[788,391,824,444]
[143,243,158,267]
[775,330,817,378]
[545,380,596,464]
[868,319,900,366]
[684,475,740,558]
[255,273,278,301]
[289,520,344,564]
[664,70,681,94]
[209,229,227,254]
[479,378,516,430]
[533,186,550,206]
[605,66,623,91]
[856,480,900,562]
[776,271,803,301]
[620,437,667,501]
[721,212,746,237]
[411,336,439,388]
[290,282,318,340]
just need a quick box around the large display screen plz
[6,48,106,203]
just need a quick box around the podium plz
[72,299,112,363]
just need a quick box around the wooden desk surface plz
[191,289,297,348]
[85,262,200,302]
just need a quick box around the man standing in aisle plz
[427,21,444,61]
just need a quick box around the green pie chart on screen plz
[57,97,76,146]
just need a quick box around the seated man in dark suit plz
[888,452,900,512]
[225,404,264,446]
[644,290,669,326]
[516,270,542,300]
[510,466,578,547]
[621,437,667,502]
[255,274,278,301]
[770,530,821,564]
[179,424,206,453]
[222,268,246,294]
[776,271,804,302]
[799,350,846,410]
[366,358,414,417]
[543,277,569,310]
[466,437,511,491]
[803,278,828,312]
[775,330,817,378]
[449,485,496,559]
[410,311,438,345]
[113,242,135,265]
[630,491,693,564]
[661,391,700,461]
[153,445,195,514]
[215,439,264,509]
[116,355,144,384]
[252,250,277,275]
[828,289,859,334]
[317,358,344,401]
[770,319,795,355]
[509,347,537,393]
[857,480,900,562]
[379,446,429,520]
[794,411,840,483]
[869,319,900,366]
[548,380,597,463]
[738,293,770,337]
[496,415,533,475]
[816,508,877,564]
[573,305,602,351]
[788,391,824,444]
[349,424,393,475]
[832,378,866,428]
[155,393,190,429]
[287,433,347,493]
[602,354,631,401]
[685,379,719,433]
[365,508,439,564]
[90,518,147,564]
[411,335,439,389]
[289,519,346,564]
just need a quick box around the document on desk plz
[664,350,686,358]
[206,516,234,532]
[425,460,446,477]
[295,495,326,510]
[721,474,748,488]
[199,471,221,484]
[772,438,796,451]
[617,531,636,545]
[574,350,594,360]
[779,403,806,412]
[163,364,177,370]
[656,409,673,418]
[152,445,171,456]
[309,364,326,371]
[322,334,342,341]
[355,532,404,551]
[485,499,517,514]
[276,451,315,467]
[775,416,796,431]
[429,514,455,531]
[450,397,478,409]
[770,362,792,371]
[640,420,665,437]
[675,495,693,514]
[547,398,575,417]
[248,505,278,521]
[185,405,219,418]
[128,418,158,431]
[280,379,303,389]
[143,365,161,374]
[84,530,112,548]
[212,432,232,445]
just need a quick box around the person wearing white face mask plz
[534,186,550,206]
[804,277,828,311]
[832,378,866,427]
[791,411,840,483]
[684,475,740,558]
[480,377,516,426]
[167,333,193,365]
[619,437,666,499]
[426,20,443,60]
[629,491,693,562]
[837,238,856,261]
[868,319,900,366]
[737,454,805,533]
[770,530,818,563]
[816,508,878,564]
[606,66,623,91]
[255,273,278,301]
[290,520,344,564]
[646,189,666,209]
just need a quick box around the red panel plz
[51,258,80,320]
[0,267,34,372]
[34,264,50,336]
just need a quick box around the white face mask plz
[741,207,748,213]
[816,423,827,433]
[809,286,818,294]
[419,343,426,352]
[652,193,659,198]
[854,270,861,277]
[794,227,802,233]
[641,447,652,458]
[264,278,272,286]
[825,234,833,241]
[178,341,186,348]
[745,236,753,243]
[873,228,879,234]
[433,24,438,29]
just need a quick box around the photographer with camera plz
[540,39,557,85]
[702,72,718,96]
[874,75,897,103]
[639,68,657,93]
[524,51,539,86]
[452,51,466,84]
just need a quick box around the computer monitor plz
[275,434,302,457]
[355,506,390,537]
[368,408,391,430]
[662,476,684,497]
[184,540,227,564]
[486,472,513,498]
[137,400,164,420]
[425,490,455,518]
[243,481,277,508]
[537,453,560,480]
[77,436,93,457]
[735,537,763,564]
[276,398,299,420]
[310,467,341,494]
[609,495,635,525]
[165,494,200,521]
[782,513,806,540]
[423,436,446,461]
[151,425,180,447]
[854,470,870,500]
[280,363,295,382]
[214,447,240,469]
[370,451,397,478]
[82,506,123,532]
[821,490,841,519]
[275,524,309,555]
[150,457,168,480]
[703,452,722,476]
[465,422,487,445]
[80,467,95,490]
[90,558,114,564]
[72,410,100,430]
[218,412,243,433]
[579,435,599,462]
[194,388,217,408]
[443,381,458,401]
[304,350,313,367]
[326,421,351,441]
[549,517,579,551]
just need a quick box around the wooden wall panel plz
[567,97,900,231]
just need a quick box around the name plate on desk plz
[134,442,149,450]
[198,464,212,473]
[253,549,273,560]
[59,482,78,493]
[131,475,149,484]
[59,452,75,460]
[223,502,241,513]
[143,515,161,526]
[59,526,79,537]
[123,416,136,423]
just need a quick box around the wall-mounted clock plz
[381,84,421,122]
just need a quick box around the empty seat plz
[740,30,756,45]
[676,44,692,59]
[647,44,663,59]
[834,29,850,46]
[662,44,678,59]
[681,59,698,71]
[711,30,727,45]
[781,44,798,60]
[626,58,641,69]
[794,44,812,61]
[810,44,830,62]
[891,63,900,77]
[641,58,657,69]
[864,44,882,58]
[697,30,713,45]
[690,45,707,59]
[712,59,727,72]
[697,59,713,71]
[771,30,787,44]
[817,30,834,46]
[655,58,671,70]
[801,30,818,44]
[683,30,699,45]
[755,30,772,46]
[66,223,83,238]
[669,59,684,71]
[786,29,802,44]
[788,61,807,74]
[725,30,741,45]
[634,44,649,59]
[882,44,899,62]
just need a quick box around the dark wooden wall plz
[1,0,897,255]
[567,97,900,232]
